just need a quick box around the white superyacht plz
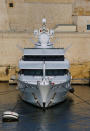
[18,18,73,108]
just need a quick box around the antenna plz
[64,44,72,52]
[42,18,46,25]
[29,37,36,45]
[51,38,58,44]
[16,45,24,53]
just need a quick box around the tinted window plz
[19,69,68,76]
[46,69,68,76]
[21,69,43,76]
[23,55,64,61]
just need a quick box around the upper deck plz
[24,48,65,56]
[19,59,69,69]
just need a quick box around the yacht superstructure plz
[18,18,72,108]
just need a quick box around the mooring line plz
[72,93,90,106]
[0,89,18,95]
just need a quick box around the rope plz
[0,89,18,95]
[73,93,90,106]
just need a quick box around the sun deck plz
[24,48,65,56]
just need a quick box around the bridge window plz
[46,69,68,76]
[19,69,68,76]
[23,55,64,61]
[21,69,43,76]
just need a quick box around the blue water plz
[0,83,90,131]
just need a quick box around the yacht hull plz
[18,81,71,108]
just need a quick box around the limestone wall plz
[54,25,76,32]
[76,16,90,32]
[0,0,89,83]
[0,0,72,32]
[73,0,90,16]
[73,16,90,32]
[24,0,74,3]
[0,0,10,31]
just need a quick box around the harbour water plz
[0,83,90,131]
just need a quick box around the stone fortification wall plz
[0,0,73,32]
[0,0,10,31]
[73,0,90,16]
[0,0,89,83]
[73,16,90,32]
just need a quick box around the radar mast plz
[34,18,54,48]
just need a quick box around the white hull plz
[18,19,72,108]
[18,81,71,108]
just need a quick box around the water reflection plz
[0,83,90,131]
